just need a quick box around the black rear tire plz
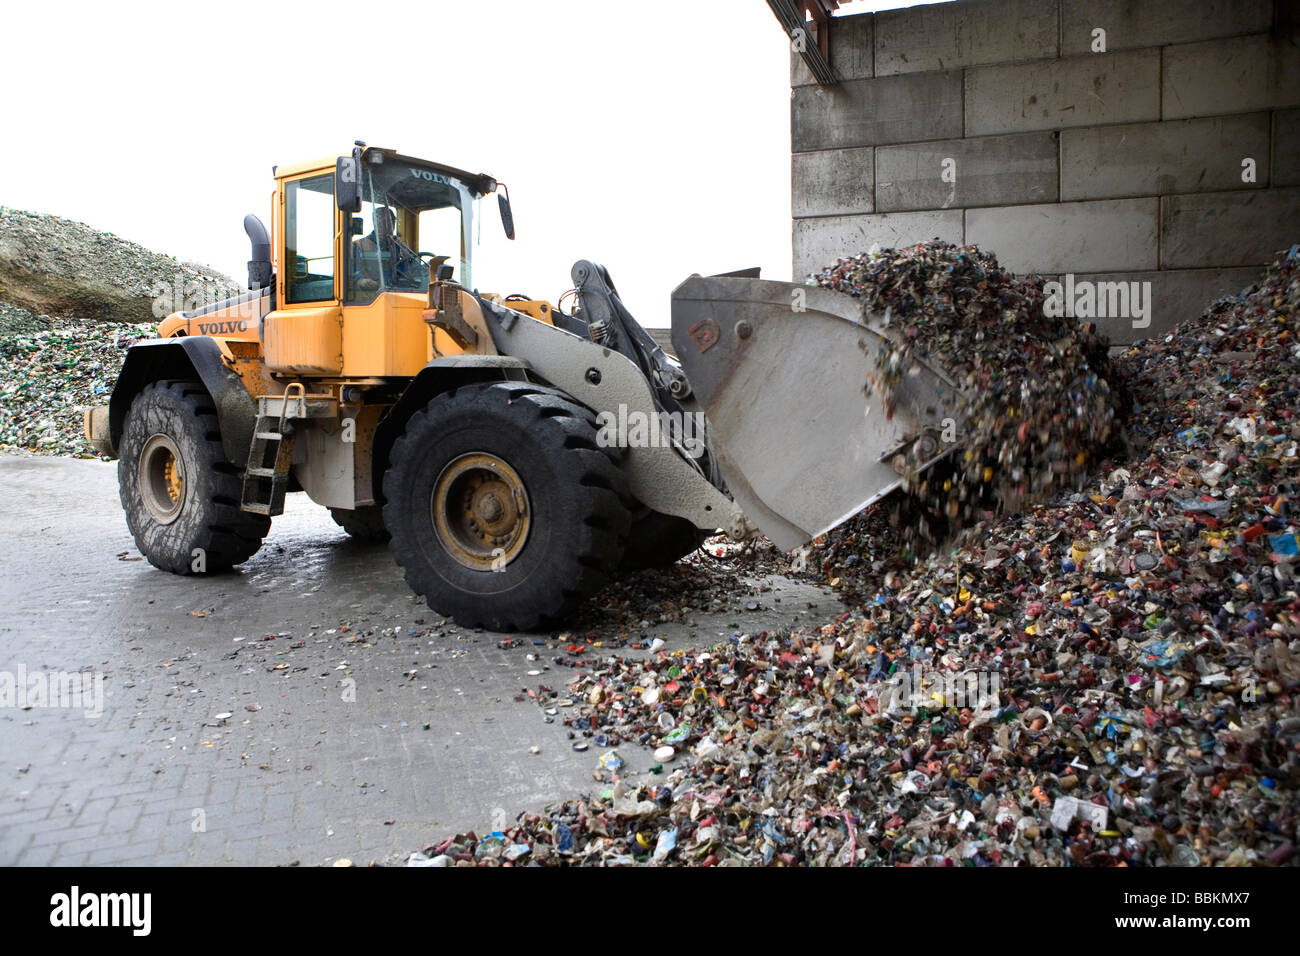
[118,379,270,574]
[330,505,389,542]
[383,382,631,631]
[619,509,709,570]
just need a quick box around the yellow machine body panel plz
[157,308,262,341]
[342,292,438,376]
[264,305,343,375]
[478,297,555,324]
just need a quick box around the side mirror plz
[336,156,361,213]
[497,187,515,240]
[349,216,363,237]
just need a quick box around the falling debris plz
[811,240,1117,552]
[405,245,1299,867]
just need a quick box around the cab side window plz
[418,205,463,283]
[285,174,336,304]
[345,198,383,304]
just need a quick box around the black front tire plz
[383,382,631,631]
[118,379,270,574]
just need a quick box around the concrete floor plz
[0,455,840,865]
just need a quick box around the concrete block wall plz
[790,0,1300,343]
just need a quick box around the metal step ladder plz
[241,382,304,517]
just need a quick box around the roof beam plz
[766,0,840,86]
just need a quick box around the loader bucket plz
[670,276,960,552]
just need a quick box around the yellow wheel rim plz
[139,433,185,524]
[432,453,531,571]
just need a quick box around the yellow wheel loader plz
[85,144,958,630]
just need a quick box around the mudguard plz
[107,337,257,465]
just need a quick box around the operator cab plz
[272,145,511,311]
[341,154,477,303]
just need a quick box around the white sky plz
[3,0,945,327]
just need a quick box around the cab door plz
[338,192,433,377]
[264,170,344,375]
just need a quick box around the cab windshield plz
[345,158,474,303]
